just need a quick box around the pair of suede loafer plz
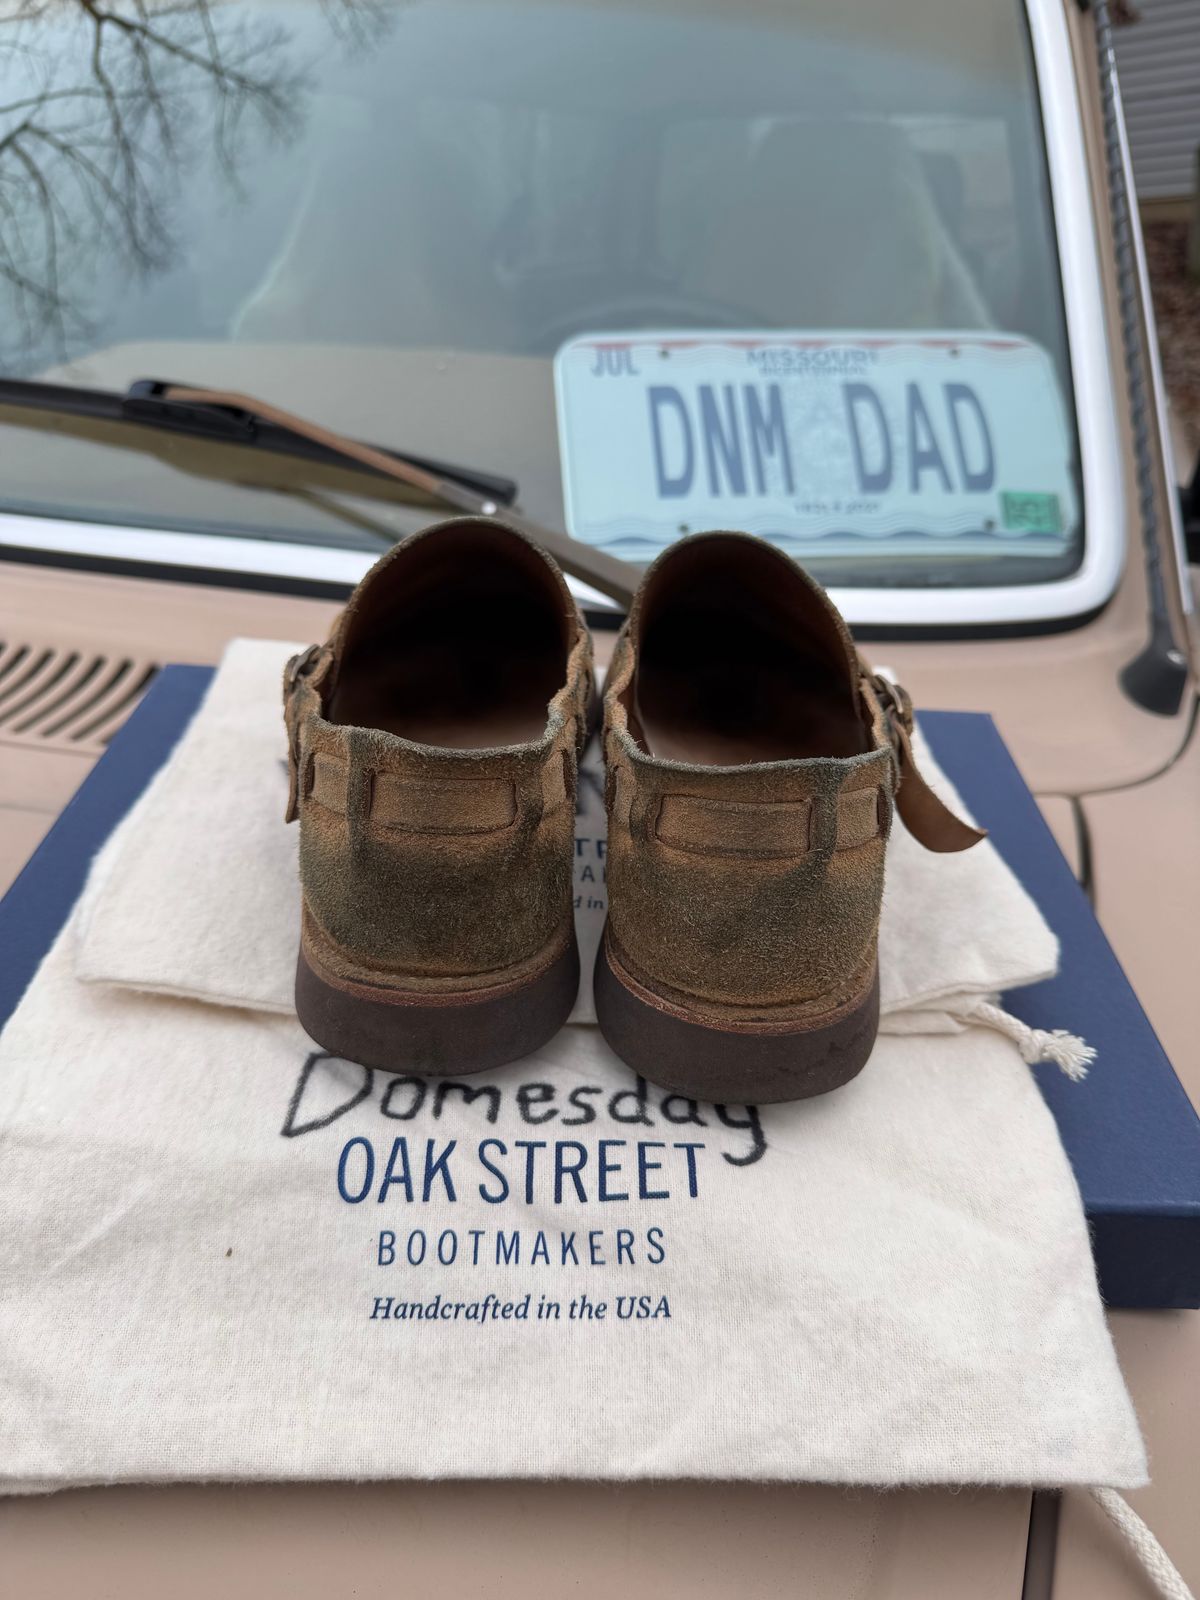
[283,518,982,1105]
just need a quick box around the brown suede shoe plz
[596,532,983,1104]
[284,517,594,1075]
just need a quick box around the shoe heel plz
[296,935,579,1076]
[593,934,878,1104]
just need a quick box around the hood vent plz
[0,642,159,754]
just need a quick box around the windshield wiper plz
[162,384,640,607]
[0,377,520,508]
[0,376,638,607]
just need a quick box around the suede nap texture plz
[603,532,976,1021]
[285,518,593,992]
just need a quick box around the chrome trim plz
[830,0,1128,627]
[0,511,620,610]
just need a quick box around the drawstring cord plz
[1090,1489,1195,1600]
[954,1008,1194,1594]
[956,1005,1194,1595]
[952,998,1096,1081]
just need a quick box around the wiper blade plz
[0,377,519,507]
[157,384,638,608]
[0,377,640,607]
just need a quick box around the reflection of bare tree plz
[0,0,389,370]
[318,0,393,52]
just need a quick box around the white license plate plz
[553,331,1077,561]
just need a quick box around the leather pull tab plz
[864,672,986,853]
[891,718,987,852]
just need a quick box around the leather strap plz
[861,671,986,853]
[286,646,980,853]
[653,787,883,860]
[283,643,332,823]
[283,644,569,830]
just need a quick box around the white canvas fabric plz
[0,640,1146,1496]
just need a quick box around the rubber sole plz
[296,934,580,1077]
[594,934,879,1105]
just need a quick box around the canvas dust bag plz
[0,641,1150,1506]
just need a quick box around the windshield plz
[0,0,1082,591]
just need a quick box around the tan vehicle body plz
[1,1,1198,1595]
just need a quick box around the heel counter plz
[298,732,577,981]
[606,753,890,1011]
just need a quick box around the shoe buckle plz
[869,673,913,736]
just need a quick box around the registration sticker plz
[552,331,1078,561]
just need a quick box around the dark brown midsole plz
[594,934,879,1105]
[295,935,580,1077]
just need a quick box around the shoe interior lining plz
[329,526,571,749]
[632,540,868,767]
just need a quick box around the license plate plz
[553,331,1077,561]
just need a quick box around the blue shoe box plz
[2,668,1199,1307]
